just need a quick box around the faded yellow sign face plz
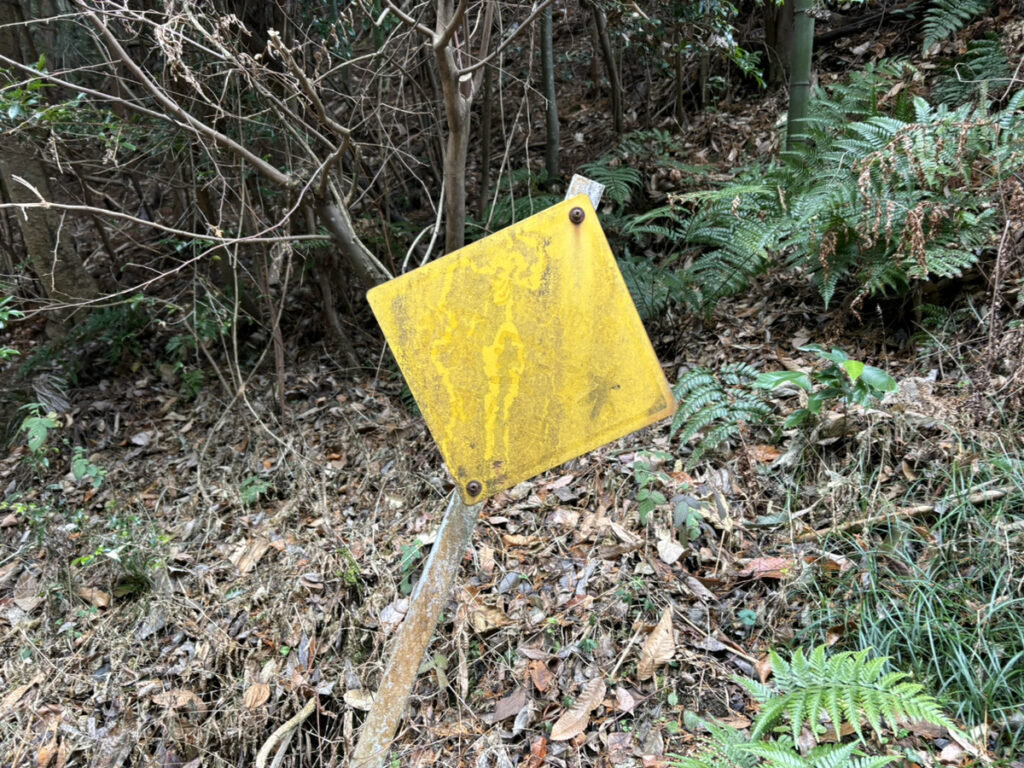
[367,196,676,503]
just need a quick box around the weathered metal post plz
[349,492,481,768]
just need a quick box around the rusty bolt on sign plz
[465,480,482,497]
[569,206,585,224]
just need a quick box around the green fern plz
[615,128,677,159]
[672,718,756,768]
[671,56,1021,313]
[741,646,958,744]
[671,646,961,768]
[933,36,1011,106]
[671,363,771,465]
[743,741,897,768]
[921,0,990,53]
[577,161,643,207]
[619,255,700,319]
[471,167,560,235]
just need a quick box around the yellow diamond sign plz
[367,196,675,502]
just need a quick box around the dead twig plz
[794,488,1010,542]
[255,697,318,768]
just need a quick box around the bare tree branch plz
[76,1,296,188]
[457,0,553,76]
[433,0,469,50]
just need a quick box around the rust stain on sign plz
[367,196,676,502]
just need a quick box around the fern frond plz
[935,35,1012,106]
[748,646,957,745]
[671,364,771,465]
[671,717,757,768]
[921,0,990,52]
[743,740,864,768]
[578,161,643,207]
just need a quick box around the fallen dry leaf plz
[685,575,716,602]
[613,686,636,714]
[379,598,408,634]
[797,724,817,753]
[75,586,111,608]
[825,621,856,646]
[747,444,782,463]
[641,756,669,767]
[755,654,773,683]
[231,537,271,575]
[469,602,509,633]
[491,686,528,722]
[0,560,21,583]
[637,608,674,681]
[343,689,374,711]
[606,731,634,765]
[478,544,495,575]
[522,736,547,768]
[906,720,945,739]
[13,571,41,612]
[718,714,752,729]
[36,733,58,768]
[550,678,605,741]
[1,674,45,714]
[737,556,795,580]
[502,533,542,547]
[243,682,270,709]
[818,552,855,573]
[939,742,965,764]
[153,689,206,713]
[656,537,685,565]
[528,660,554,693]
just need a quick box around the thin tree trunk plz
[541,2,559,186]
[315,196,390,287]
[673,22,686,124]
[766,0,794,87]
[434,0,493,254]
[477,63,492,220]
[589,1,622,135]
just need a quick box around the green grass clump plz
[799,455,1024,755]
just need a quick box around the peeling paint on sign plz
[367,195,675,502]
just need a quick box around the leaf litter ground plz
[3,262,1020,768]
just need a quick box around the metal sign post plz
[351,178,670,767]
[348,492,480,768]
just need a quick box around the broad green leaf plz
[860,365,897,393]
[784,409,812,428]
[755,371,813,392]
[801,345,848,364]
[841,360,865,382]
[806,392,828,414]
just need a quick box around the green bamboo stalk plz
[785,0,815,152]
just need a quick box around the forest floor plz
[3,6,1024,768]
[3,255,1021,768]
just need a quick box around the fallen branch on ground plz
[795,488,1011,542]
